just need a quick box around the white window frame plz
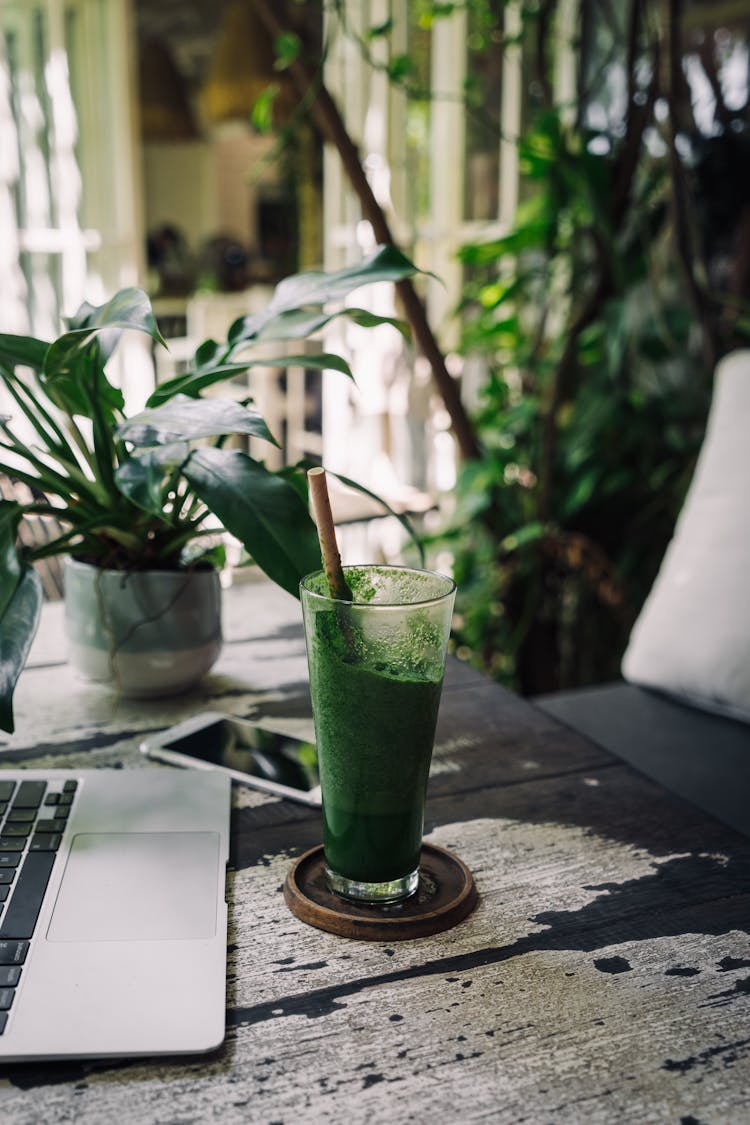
[0,0,143,335]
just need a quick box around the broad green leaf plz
[233,305,410,345]
[268,245,419,313]
[227,245,421,348]
[147,353,353,407]
[114,444,189,514]
[183,448,320,597]
[118,395,279,448]
[345,309,410,337]
[223,353,353,379]
[0,501,23,621]
[67,288,166,348]
[0,565,43,733]
[276,464,311,504]
[193,338,225,369]
[0,335,48,372]
[42,288,165,415]
[146,362,260,406]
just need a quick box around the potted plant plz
[0,245,420,732]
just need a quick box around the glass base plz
[324,863,419,904]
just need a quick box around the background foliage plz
[430,0,750,693]
[268,0,749,694]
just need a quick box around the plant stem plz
[0,442,105,508]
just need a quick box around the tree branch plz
[252,0,482,461]
[660,0,718,372]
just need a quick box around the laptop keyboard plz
[0,777,77,1034]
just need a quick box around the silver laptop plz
[0,767,231,1061]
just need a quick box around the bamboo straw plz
[307,468,353,601]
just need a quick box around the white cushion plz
[622,349,750,723]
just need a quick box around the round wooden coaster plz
[283,843,478,941]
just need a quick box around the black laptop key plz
[29,834,61,852]
[44,793,60,806]
[2,824,32,838]
[0,840,25,852]
[0,872,14,884]
[6,810,36,824]
[0,1012,7,1034]
[0,941,28,965]
[0,966,20,987]
[0,782,15,802]
[34,819,66,834]
[62,780,78,793]
[0,856,19,869]
[0,988,14,1010]
[12,781,46,809]
[0,853,55,939]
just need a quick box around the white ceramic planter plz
[64,558,222,698]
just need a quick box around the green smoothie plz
[309,630,443,882]
[301,565,455,900]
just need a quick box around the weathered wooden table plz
[0,576,748,1123]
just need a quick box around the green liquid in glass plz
[310,614,443,884]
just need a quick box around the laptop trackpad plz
[47,833,220,942]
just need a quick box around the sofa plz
[535,350,750,839]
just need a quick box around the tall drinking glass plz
[300,565,456,903]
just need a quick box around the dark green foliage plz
[446,83,745,692]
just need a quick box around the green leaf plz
[233,305,410,345]
[273,31,301,69]
[146,362,259,406]
[0,501,23,621]
[193,338,225,368]
[180,539,226,570]
[343,309,410,338]
[228,353,353,379]
[387,54,415,83]
[67,288,166,347]
[251,84,280,132]
[42,288,165,417]
[183,448,320,597]
[270,245,420,312]
[227,245,421,348]
[367,17,394,37]
[0,565,43,733]
[499,522,545,553]
[0,335,48,372]
[146,353,353,407]
[114,444,189,514]
[561,469,600,518]
[118,395,279,448]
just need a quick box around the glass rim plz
[300,564,456,609]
